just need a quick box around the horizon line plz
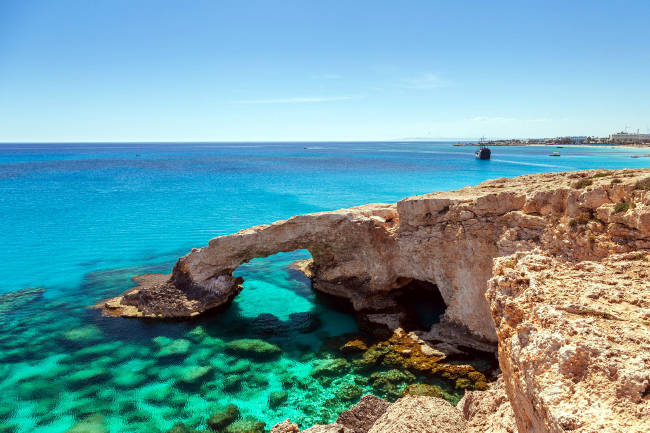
[0,136,602,145]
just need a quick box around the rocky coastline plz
[99,168,650,433]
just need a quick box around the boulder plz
[336,395,390,433]
[269,390,289,408]
[367,395,466,433]
[225,339,282,359]
[208,404,239,431]
[156,339,191,357]
[64,414,107,433]
[310,358,350,378]
[224,419,265,433]
[334,383,363,403]
[270,419,300,433]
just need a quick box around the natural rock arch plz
[100,169,650,345]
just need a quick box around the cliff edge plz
[100,168,650,433]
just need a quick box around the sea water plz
[0,142,648,432]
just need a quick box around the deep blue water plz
[0,141,648,432]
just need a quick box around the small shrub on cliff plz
[574,179,593,189]
[592,172,609,178]
[569,211,600,228]
[633,252,647,261]
[610,178,622,185]
[635,177,650,190]
[503,259,517,269]
[614,202,630,214]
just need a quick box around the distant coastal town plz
[460,130,650,147]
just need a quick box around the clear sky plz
[1,0,649,142]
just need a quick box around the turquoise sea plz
[1,142,649,432]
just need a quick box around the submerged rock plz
[222,374,243,391]
[66,367,111,388]
[225,339,282,359]
[156,338,191,357]
[225,419,266,433]
[335,383,363,403]
[112,371,148,388]
[269,390,289,408]
[186,325,208,342]
[339,338,368,354]
[164,423,208,433]
[402,383,445,398]
[208,404,240,431]
[288,312,321,333]
[310,358,350,379]
[178,365,213,387]
[369,369,416,400]
[64,414,107,433]
[0,287,44,316]
[227,359,252,374]
[63,325,103,343]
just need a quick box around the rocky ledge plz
[269,387,515,433]
[100,168,650,432]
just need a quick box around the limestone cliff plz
[101,169,650,344]
[487,251,650,433]
[99,168,650,433]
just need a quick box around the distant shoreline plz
[456,142,650,149]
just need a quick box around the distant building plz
[609,132,650,143]
[570,136,588,144]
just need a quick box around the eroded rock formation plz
[101,169,650,342]
[100,168,650,433]
[487,251,650,433]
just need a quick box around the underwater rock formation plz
[0,287,44,316]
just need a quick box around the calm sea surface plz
[0,142,648,432]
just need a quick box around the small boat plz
[556,146,564,148]
[549,151,560,157]
[475,138,491,160]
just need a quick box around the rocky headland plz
[100,168,650,433]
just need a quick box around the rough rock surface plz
[271,395,466,433]
[459,376,517,433]
[487,250,650,433]
[103,168,650,433]
[101,169,650,344]
[301,424,352,433]
[367,395,467,433]
[335,395,390,433]
[270,420,300,433]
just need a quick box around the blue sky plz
[1,0,649,142]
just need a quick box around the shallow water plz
[1,142,648,432]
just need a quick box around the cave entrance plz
[396,279,447,331]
